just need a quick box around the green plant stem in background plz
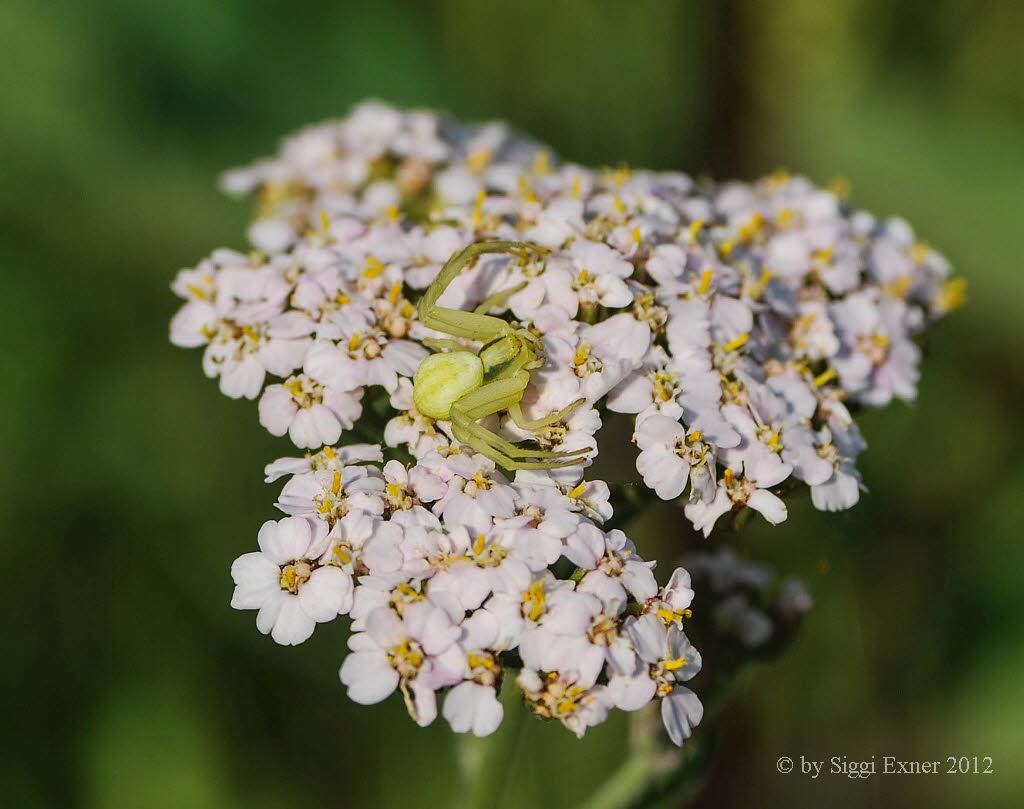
[574,706,670,809]
[457,680,527,809]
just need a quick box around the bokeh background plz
[4,1,1022,807]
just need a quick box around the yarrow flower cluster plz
[170,101,960,744]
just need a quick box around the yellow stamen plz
[467,148,492,174]
[812,246,835,264]
[388,282,402,305]
[331,470,341,495]
[750,270,774,298]
[938,277,968,311]
[612,195,625,215]
[385,205,400,222]
[567,481,587,499]
[472,471,491,490]
[522,579,546,621]
[697,269,713,296]
[883,276,910,298]
[687,219,704,243]
[279,566,298,591]
[577,268,590,285]
[688,430,702,442]
[284,377,305,398]
[532,149,551,175]
[738,213,764,243]
[663,655,688,671]
[723,332,749,352]
[472,190,486,227]
[348,332,363,352]
[827,175,851,199]
[611,166,631,187]
[909,242,930,264]
[319,210,330,233]
[571,176,582,200]
[631,226,642,244]
[363,256,386,279]
[472,534,486,556]
[776,208,795,228]
[396,582,423,601]
[724,467,735,487]
[813,367,838,387]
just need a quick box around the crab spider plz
[412,240,589,471]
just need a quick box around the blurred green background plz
[3,1,1022,807]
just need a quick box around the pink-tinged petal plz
[364,606,405,647]
[578,571,627,608]
[258,516,312,563]
[661,686,703,746]
[605,371,653,414]
[624,614,667,663]
[621,562,658,601]
[636,448,687,500]
[563,523,604,569]
[260,337,311,377]
[407,680,438,727]
[298,566,353,621]
[220,356,264,399]
[594,275,632,308]
[259,386,298,437]
[323,388,362,429]
[255,591,285,635]
[310,403,344,447]
[304,341,348,390]
[230,552,281,609]
[170,301,217,348]
[340,651,400,704]
[287,408,322,449]
[746,489,788,525]
[443,682,503,737]
[270,596,316,645]
[608,674,657,712]
[382,340,429,376]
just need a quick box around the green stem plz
[574,706,668,809]
[576,750,657,809]
[458,680,527,809]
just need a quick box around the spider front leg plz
[450,374,590,470]
[508,397,587,431]
[416,241,547,341]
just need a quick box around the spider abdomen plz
[412,351,485,420]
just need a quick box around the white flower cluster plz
[232,443,702,743]
[169,100,960,743]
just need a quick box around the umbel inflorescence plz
[170,101,962,744]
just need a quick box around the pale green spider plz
[411,240,589,471]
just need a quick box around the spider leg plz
[448,375,589,468]
[451,417,588,470]
[473,281,528,314]
[508,397,587,431]
[417,241,547,342]
[422,338,472,353]
[451,408,589,460]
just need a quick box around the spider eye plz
[412,352,485,420]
